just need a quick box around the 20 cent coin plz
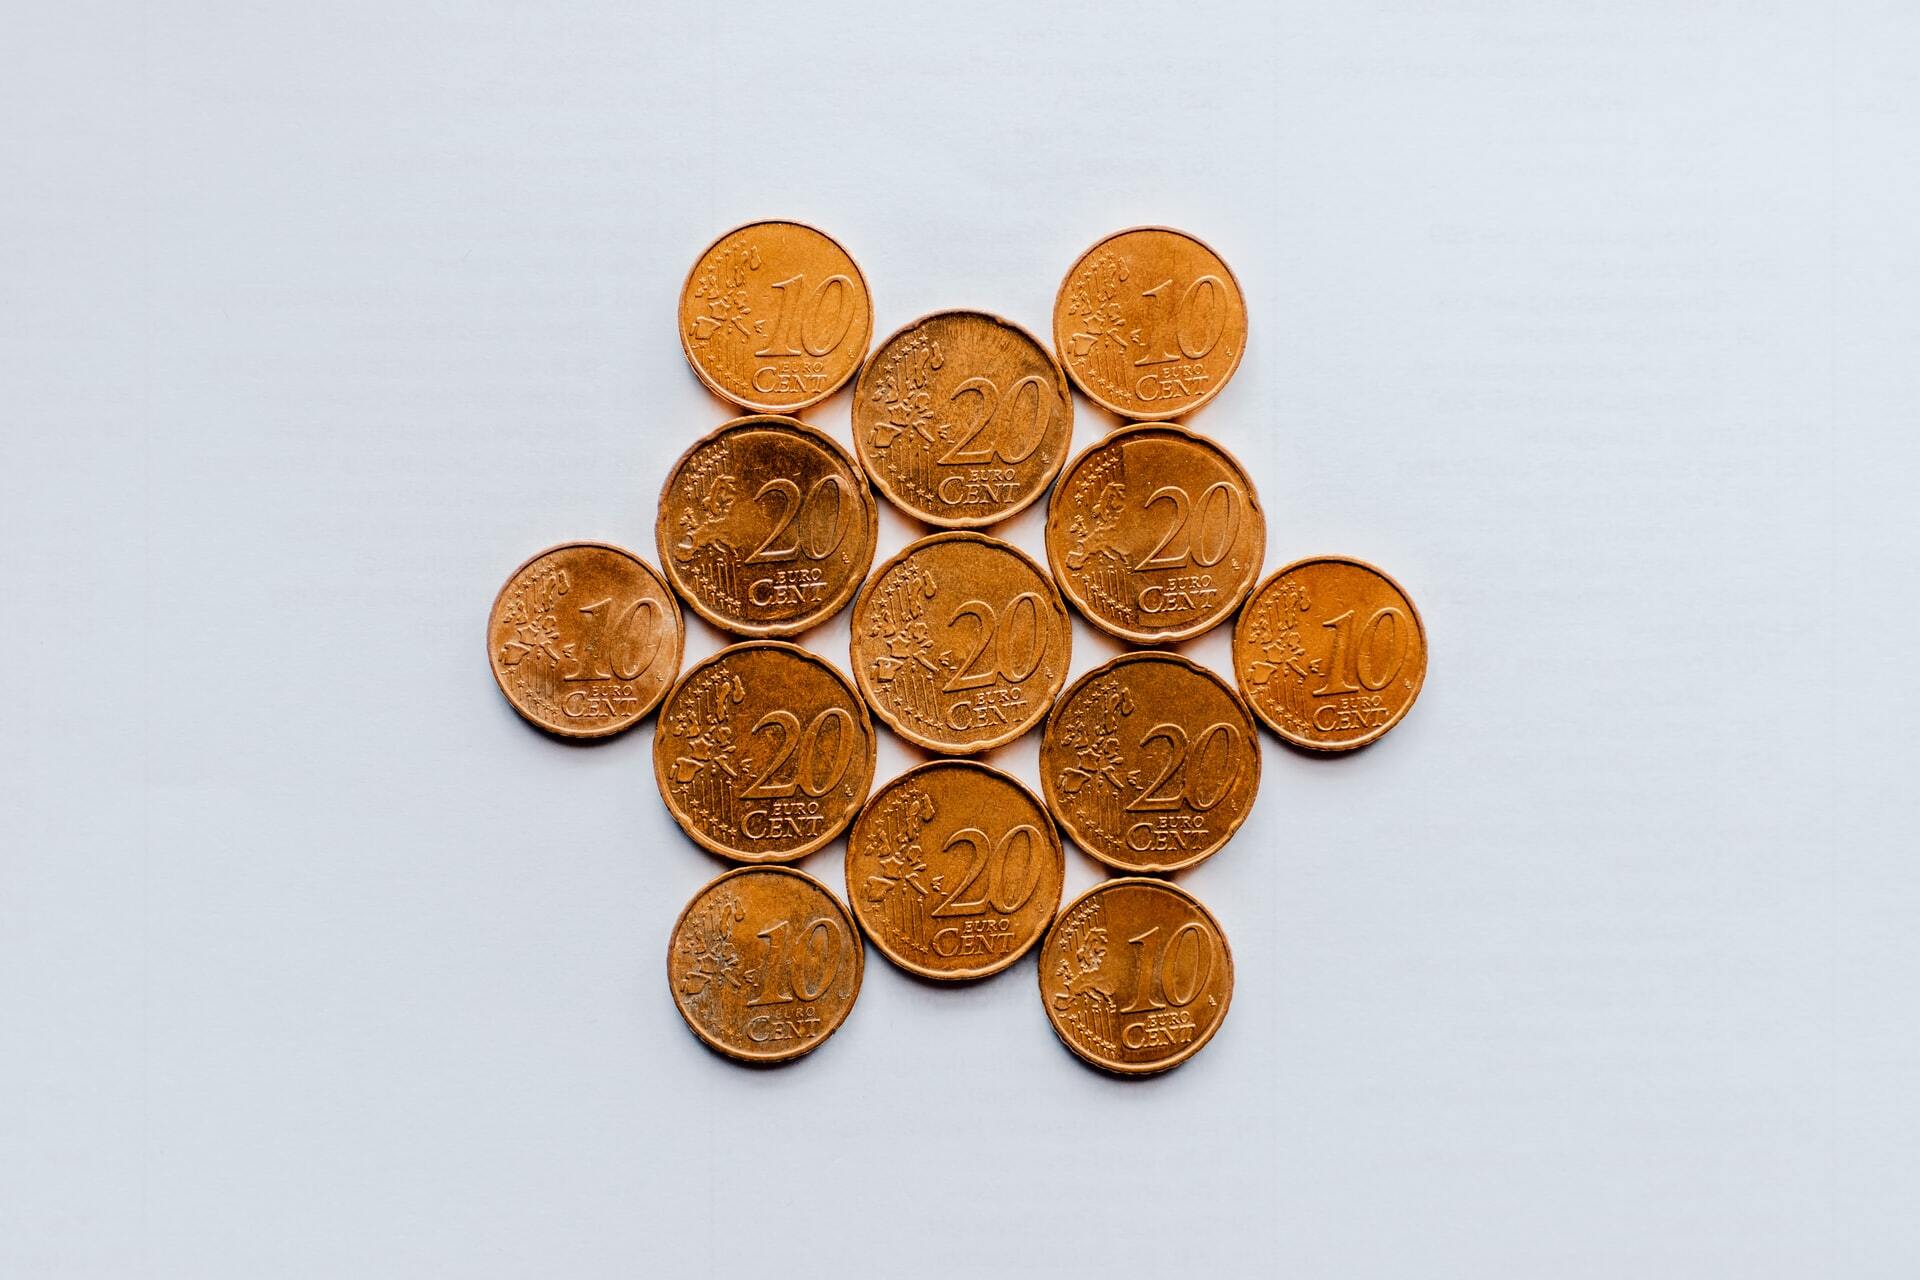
[657,415,878,637]
[846,760,1064,981]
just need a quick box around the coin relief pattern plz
[1234,556,1428,751]
[487,542,684,739]
[1041,652,1260,873]
[847,761,1064,981]
[852,310,1073,528]
[1040,878,1234,1075]
[655,643,876,863]
[1054,226,1247,420]
[850,532,1072,754]
[679,221,873,412]
[668,866,864,1063]
[657,416,878,637]
[1048,423,1264,643]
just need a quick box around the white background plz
[3,2,1916,1276]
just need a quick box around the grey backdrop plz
[3,2,1915,1276]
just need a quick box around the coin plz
[657,415,878,637]
[1039,877,1233,1075]
[851,310,1073,528]
[678,220,873,413]
[1046,422,1264,643]
[846,760,1064,981]
[486,541,683,739]
[1040,652,1260,873]
[1233,555,1427,752]
[1053,226,1247,420]
[654,642,876,863]
[667,865,863,1064]
[849,531,1071,753]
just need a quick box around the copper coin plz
[678,220,873,413]
[1046,422,1264,643]
[1040,652,1260,873]
[654,642,876,863]
[1234,555,1427,752]
[667,865,863,1064]
[1054,226,1247,421]
[849,531,1071,754]
[486,541,683,739]
[851,309,1073,528]
[1039,877,1233,1075]
[657,415,878,637]
[846,760,1064,982]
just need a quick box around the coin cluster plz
[487,220,1429,1075]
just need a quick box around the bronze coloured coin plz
[654,642,876,863]
[849,531,1071,754]
[678,220,873,413]
[1233,555,1427,752]
[667,865,863,1064]
[1054,226,1247,421]
[1046,422,1264,643]
[657,415,878,637]
[1039,877,1233,1075]
[851,310,1072,528]
[1040,652,1259,873]
[486,541,683,739]
[846,760,1064,982]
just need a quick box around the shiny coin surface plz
[657,415,878,637]
[1233,555,1427,752]
[1040,652,1259,873]
[1053,226,1247,421]
[851,310,1072,528]
[849,531,1071,754]
[486,541,683,739]
[667,865,863,1064]
[1039,877,1233,1075]
[654,642,876,863]
[1046,422,1264,643]
[846,760,1064,981]
[678,220,873,413]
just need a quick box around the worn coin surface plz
[1040,652,1260,873]
[846,760,1064,981]
[1046,422,1264,643]
[1234,555,1427,752]
[849,531,1071,754]
[654,642,876,863]
[1039,877,1233,1075]
[657,415,878,637]
[678,220,873,413]
[667,865,864,1065]
[1053,226,1247,421]
[851,310,1073,528]
[486,541,683,739]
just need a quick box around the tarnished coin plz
[1041,652,1259,873]
[1046,422,1264,643]
[654,642,876,863]
[657,415,878,637]
[678,220,873,413]
[1053,226,1247,420]
[849,531,1071,754]
[486,541,683,739]
[851,310,1073,528]
[846,760,1064,981]
[667,865,863,1065]
[1234,555,1427,752]
[1039,877,1233,1075]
